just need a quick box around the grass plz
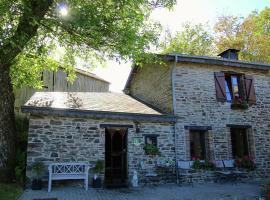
[0,183,23,200]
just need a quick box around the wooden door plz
[105,128,128,188]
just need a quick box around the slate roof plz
[74,68,110,84]
[124,53,270,93]
[22,92,176,122]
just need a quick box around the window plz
[144,135,158,146]
[230,128,249,158]
[224,74,242,102]
[190,130,209,160]
[214,72,256,105]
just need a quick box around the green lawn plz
[0,183,23,200]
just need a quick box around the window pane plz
[190,131,207,160]
[225,81,232,101]
[230,128,249,158]
[231,76,239,98]
[145,136,157,146]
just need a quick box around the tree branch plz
[0,0,54,68]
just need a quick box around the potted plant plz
[263,184,270,200]
[143,144,160,156]
[231,98,249,110]
[92,160,104,188]
[31,161,45,190]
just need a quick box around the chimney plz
[218,49,240,60]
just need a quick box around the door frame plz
[103,125,130,187]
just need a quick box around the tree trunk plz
[0,66,16,180]
[0,0,54,181]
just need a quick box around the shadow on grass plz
[0,183,23,200]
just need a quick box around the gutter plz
[171,55,179,184]
[21,106,177,123]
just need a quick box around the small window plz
[224,74,243,102]
[230,128,249,158]
[144,135,158,146]
[214,72,256,105]
[190,130,209,160]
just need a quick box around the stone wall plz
[128,63,174,114]
[26,115,175,185]
[173,63,270,176]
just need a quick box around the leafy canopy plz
[214,7,270,63]
[0,0,176,89]
[161,22,214,56]
[161,7,270,65]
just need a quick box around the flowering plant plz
[235,156,256,171]
[231,97,248,109]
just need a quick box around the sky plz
[92,0,269,92]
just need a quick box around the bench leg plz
[84,177,88,191]
[48,178,52,192]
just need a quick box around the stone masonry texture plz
[129,61,270,177]
[128,63,173,114]
[26,115,175,184]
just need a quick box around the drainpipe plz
[172,55,179,184]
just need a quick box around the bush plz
[235,156,256,171]
[192,160,203,170]
[192,159,216,171]
[204,160,216,171]
[92,160,104,175]
[0,183,22,200]
[32,162,45,179]
[143,144,160,155]
[14,117,29,185]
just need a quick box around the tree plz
[0,0,176,178]
[214,7,270,63]
[161,23,214,56]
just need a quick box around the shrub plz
[192,159,203,170]
[143,144,160,156]
[204,160,216,171]
[93,160,104,175]
[32,162,45,179]
[14,117,29,185]
[235,156,256,171]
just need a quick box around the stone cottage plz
[124,49,270,176]
[23,49,270,187]
[22,92,176,187]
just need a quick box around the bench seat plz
[48,162,90,192]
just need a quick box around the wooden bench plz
[48,162,90,192]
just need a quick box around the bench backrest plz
[49,163,89,174]
[177,161,191,170]
[223,160,235,168]
[213,160,224,169]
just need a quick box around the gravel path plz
[19,183,262,200]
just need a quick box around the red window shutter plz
[214,72,226,102]
[244,75,256,105]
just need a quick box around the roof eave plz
[175,54,270,71]
[21,106,177,123]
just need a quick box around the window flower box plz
[231,99,248,110]
[143,144,160,156]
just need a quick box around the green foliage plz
[192,160,215,171]
[0,183,22,200]
[0,0,176,89]
[203,160,216,171]
[93,160,104,174]
[14,117,28,185]
[192,160,203,170]
[32,162,45,179]
[143,144,160,155]
[162,22,215,56]
[214,7,270,63]
[231,98,249,110]
[235,157,256,171]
